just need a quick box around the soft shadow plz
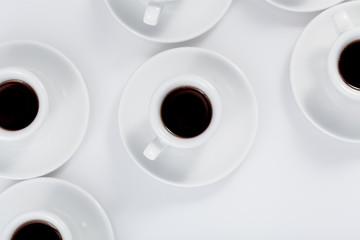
[0,179,18,194]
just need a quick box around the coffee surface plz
[339,40,360,90]
[161,86,212,138]
[11,221,62,240]
[0,80,39,131]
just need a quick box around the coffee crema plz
[161,86,212,138]
[0,80,39,131]
[11,221,62,240]
[338,40,360,90]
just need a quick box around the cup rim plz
[328,28,360,100]
[0,66,49,141]
[1,210,72,240]
[149,74,222,149]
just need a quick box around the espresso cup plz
[328,10,360,100]
[143,74,222,160]
[0,67,48,141]
[1,211,72,240]
[142,0,177,26]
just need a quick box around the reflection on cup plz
[143,74,222,160]
[0,67,48,141]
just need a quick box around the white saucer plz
[0,178,114,240]
[104,0,232,43]
[266,0,345,12]
[118,47,258,187]
[0,41,89,179]
[291,1,360,142]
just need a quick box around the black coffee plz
[0,80,39,131]
[11,221,62,240]
[161,86,212,138]
[339,40,360,90]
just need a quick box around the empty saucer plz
[291,1,360,142]
[118,47,258,187]
[266,0,345,12]
[0,178,114,240]
[0,40,89,179]
[104,0,233,43]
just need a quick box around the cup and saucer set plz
[102,0,258,187]
[0,0,359,239]
[118,47,258,187]
[291,1,360,142]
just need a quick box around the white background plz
[1,0,360,239]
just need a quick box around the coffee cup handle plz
[143,137,168,160]
[143,1,164,26]
[332,10,354,35]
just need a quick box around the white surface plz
[0,0,360,239]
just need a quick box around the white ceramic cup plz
[0,67,48,141]
[328,10,360,100]
[0,210,72,240]
[143,74,222,160]
[142,0,177,26]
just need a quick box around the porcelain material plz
[0,67,49,141]
[119,47,258,187]
[143,74,222,160]
[104,0,232,43]
[266,0,345,12]
[142,0,177,26]
[291,1,360,142]
[0,178,114,240]
[0,41,89,180]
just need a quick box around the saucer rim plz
[265,0,345,12]
[103,0,233,43]
[0,177,115,240]
[290,1,360,143]
[118,47,259,188]
[0,40,90,179]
